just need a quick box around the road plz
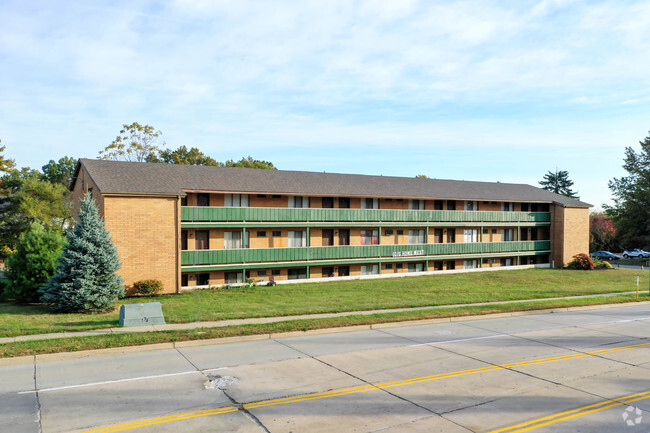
[2,303,650,433]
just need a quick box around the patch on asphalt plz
[204,374,238,390]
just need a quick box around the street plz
[2,303,649,433]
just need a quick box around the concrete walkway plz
[1,291,646,344]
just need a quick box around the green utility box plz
[119,302,166,327]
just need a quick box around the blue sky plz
[2,0,650,210]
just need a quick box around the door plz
[338,229,350,246]
[446,229,456,243]
[322,229,334,246]
[195,230,210,250]
[338,266,350,277]
[434,228,443,243]
[322,197,334,208]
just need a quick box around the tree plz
[539,169,579,198]
[589,212,617,252]
[42,156,77,186]
[40,194,124,313]
[415,174,430,179]
[5,223,65,303]
[99,122,162,162]
[605,132,650,249]
[0,140,15,173]
[225,156,277,170]
[152,145,221,166]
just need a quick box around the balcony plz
[181,240,551,266]
[181,207,550,224]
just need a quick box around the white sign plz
[392,250,424,257]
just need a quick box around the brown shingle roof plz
[73,159,591,208]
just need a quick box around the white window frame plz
[225,194,249,207]
[502,229,514,242]
[502,202,514,212]
[361,264,379,275]
[409,199,424,210]
[360,230,379,245]
[408,229,425,244]
[464,259,478,269]
[224,231,247,249]
[289,196,310,208]
[464,201,477,211]
[288,230,307,247]
[463,229,478,243]
[408,262,424,272]
[362,198,379,209]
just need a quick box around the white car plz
[623,249,650,259]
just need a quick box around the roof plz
[72,159,591,208]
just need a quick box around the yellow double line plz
[84,341,650,433]
[490,390,650,432]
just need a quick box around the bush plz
[566,253,595,270]
[5,223,64,303]
[133,279,164,296]
[594,259,614,269]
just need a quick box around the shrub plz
[594,259,614,269]
[566,253,595,270]
[133,279,164,296]
[5,223,64,303]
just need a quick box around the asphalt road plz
[2,303,650,433]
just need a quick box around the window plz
[88,188,93,199]
[434,228,443,243]
[482,228,489,234]
[288,231,307,247]
[225,272,243,284]
[181,196,188,206]
[225,194,249,207]
[322,197,334,208]
[225,231,246,249]
[257,231,267,237]
[257,194,266,198]
[501,258,513,267]
[272,231,281,237]
[502,229,514,242]
[409,199,424,210]
[408,262,424,272]
[338,229,350,246]
[338,197,350,208]
[257,270,267,277]
[338,266,350,277]
[492,229,497,234]
[464,229,478,243]
[447,200,456,210]
[195,230,210,250]
[447,261,456,270]
[396,263,403,269]
[447,229,456,243]
[289,196,309,208]
[434,262,443,271]
[322,229,334,246]
[272,269,281,276]
[521,203,530,211]
[361,264,379,275]
[434,200,443,210]
[385,229,394,236]
[197,193,210,207]
[464,260,478,269]
[397,230,404,235]
[464,201,477,211]
[272,195,281,199]
[502,202,514,212]
[362,198,379,209]
[409,229,425,244]
[181,274,188,287]
[361,230,379,245]
[385,264,393,269]
[322,266,334,277]
[288,268,307,280]
[181,230,188,250]
[196,273,210,286]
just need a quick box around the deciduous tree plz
[0,140,15,173]
[153,145,221,166]
[225,156,277,170]
[42,156,77,186]
[99,122,162,162]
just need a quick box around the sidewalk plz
[1,291,644,344]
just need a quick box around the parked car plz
[622,249,650,259]
[590,251,622,261]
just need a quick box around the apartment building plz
[70,159,590,294]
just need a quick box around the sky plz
[2,0,650,210]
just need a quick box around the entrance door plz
[338,266,350,277]
[195,230,210,250]
[338,229,350,246]
[434,228,443,243]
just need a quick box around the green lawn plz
[1,268,647,338]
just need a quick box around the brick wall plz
[104,196,180,294]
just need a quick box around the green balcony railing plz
[181,241,551,266]
[181,207,550,223]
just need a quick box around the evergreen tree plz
[5,223,64,303]
[539,169,579,198]
[605,132,650,249]
[40,194,124,312]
